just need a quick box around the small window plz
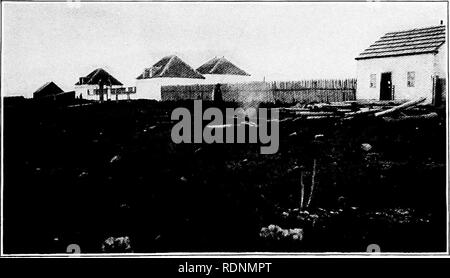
[369,74,376,88]
[407,71,415,87]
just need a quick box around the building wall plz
[434,43,447,78]
[74,85,99,100]
[110,93,133,101]
[202,74,253,85]
[75,85,129,101]
[433,43,447,105]
[135,75,253,100]
[356,53,436,103]
[135,78,206,100]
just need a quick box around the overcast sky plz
[2,1,447,97]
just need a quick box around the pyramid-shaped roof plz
[356,25,446,60]
[196,57,250,76]
[75,68,123,86]
[137,55,205,80]
[33,81,64,98]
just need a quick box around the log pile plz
[280,98,435,121]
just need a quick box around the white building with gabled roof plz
[135,55,205,100]
[355,25,446,105]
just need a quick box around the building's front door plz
[433,76,445,107]
[380,72,392,100]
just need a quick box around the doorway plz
[380,72,392,100]
[433,77,445,107]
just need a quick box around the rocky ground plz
[2,99,447,253]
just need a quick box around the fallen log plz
[295,111,337,116]
[374,97,427,117]
[353,99,407,107]
[344,108,383,119]
[306,115,341,120]
[281,107,311,111]
[382,112,438,123]
[335,108,355,113]
[325,101,355,108]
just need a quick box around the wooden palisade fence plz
[161,79,357,104]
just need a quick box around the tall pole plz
[99,83,104,102]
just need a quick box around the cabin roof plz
[75,68,123,86]
[137,55,205,80]
[356,25,446,60]
[196,57,250,76]
[33,81,64,98]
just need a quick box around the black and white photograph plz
[1,0,448,262]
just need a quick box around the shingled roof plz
[356,25,446,60]
[137,55,205,80]
[75,68,123,86]
[197,57,250,76]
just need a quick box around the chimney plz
[440,20,444,25]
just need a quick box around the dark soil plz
[2,99,447,253]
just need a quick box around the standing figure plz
[213,83,222,103]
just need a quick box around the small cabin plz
[75,68,124,101]
[355,25,446,105]
[33,82,75,104]
[33,82,64,99]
